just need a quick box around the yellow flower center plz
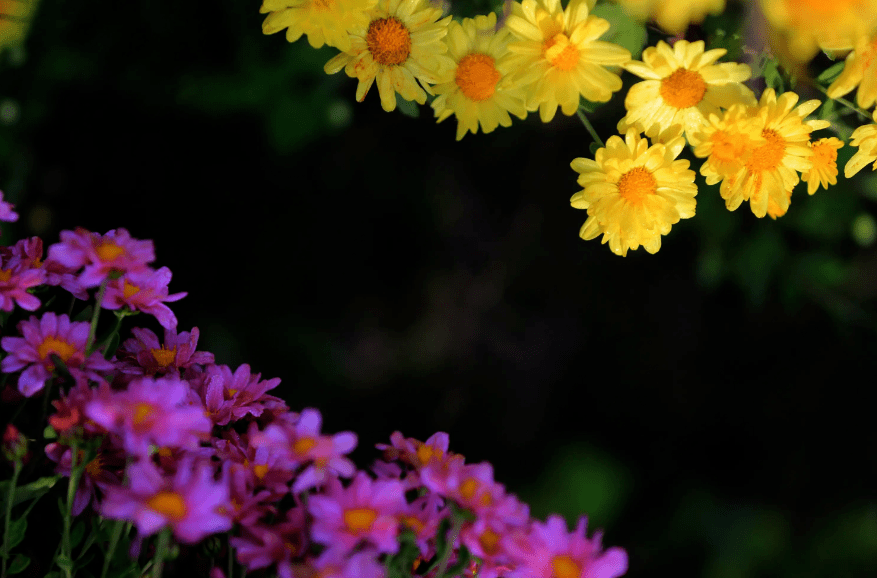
[455,53,501,102]
[38,337,77,364]
[710,130,751,163]
[0,269,12,282]
[459,478,480,500]
[146,491,188,521]
[415,444,443,466]
[543,33,579,71]
[95,241,124,262]
[343,508,377,533]
[151,346,176,367]
[123,280,140,299]
[746,129,786,172]
[617,166,658,204]
[400,515,425,533]
[660,68,708,109]
[293,436,317,454]
[133,402,154,427]
[479,529,500,555]
[224,388,239,400]
[551,555,581,578]
[810,140,838,170]
[253,464,269,480]
[85,454,104,478]
[366,17,411,66]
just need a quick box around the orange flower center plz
[455,53,501,102]
[253,464,269,480]
[543,33,579,71]
[660,68,708,109]
[151,346,176,367]
[95,241,125,262]
[133,402,155,427]
[85,454,104,477]
[551,555,581,578]
[223,388,239,401]
[146,491,187,521]
[746,129,786,172]
[479,529,500,555]
[366,17,411,66]
[459,478,480,500]
[38,337,77,365]
[710,130,751,164]
[0,269,12,282]
[400,515,425,533]
[343,508,377,533]
[293,436,317,454]
[810,139,839,170]
[415,444,443,466]
[617,166,658,204]
[122,280,140,299]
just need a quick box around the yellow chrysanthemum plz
[610,0,725,35]
[721,89,830,218]
[691,103,766,189]
[504,0,631,123]
[570,129,697,257]
[1,0,37,49]
[758,0,877,61]
[826,32,877,110]
[845,111,877,177]
[430,13,527,140]
[618,40,756,142]
[260,0,378,52]
[801,137,844,194]
[324,0,453,112]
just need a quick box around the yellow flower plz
[0,0,37,48]
[610,0,725,35]
[827,32,877,110]
[260,0,378,52]
[430,13,528,140]
[721,89,830,218]
[758,0,877,61]
[504,0,631,123]
[801,137,844,194]
[324,0,453,112]
[845,111,877,177]
[618,40,756,142]
[570,129,697,257]
[691,103,766,189]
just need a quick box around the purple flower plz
[45,440,124,515]
[101,457,232,544]
[308,472,405,555]
[197,364,284,426]
[503,516,628,578]
[116,326,214,376]
[46,227,155,288]
[230,507,308,578]
[0,312,114,397]
[84,375,212,456]
[102,267,186,329]
[0,190,19,234]
[0,241,46,312]
[309,548,386,578]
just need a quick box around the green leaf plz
[56,553,74,574]
[817,60,846,85]
[8,516,26,549]
[70,520,85,549]
[591,4,648,60]
[43,425,57,439]
[763,59,783,92]
[396,97,420,119]
[442,545,472,578]
[10,475,61,508]
[8,553,29,575]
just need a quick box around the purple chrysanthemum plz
[309,547,386,578]
[84,375,212,456]
[116,326,214,376]
[100,457,232,544]
[46,227,155,288]
[308,472,405,555]
[230,507,308,578]
[102,267,186,330]
[197,363,285,426]
[0,241,46,312]
[0,312,114,397]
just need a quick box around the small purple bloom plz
[100,457,232,544]
[0,243,46,312]
[230,507,308,578]
[197,363,284,426]
[47,227,155,288]
[102,267,186,330]
[116,326,214,376]
[310,547,386,578]
[0,312,114,397]
[0,190,19,232]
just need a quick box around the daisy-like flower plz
[102,266,187,330]
[101,457,232,544]
[46,228,155,288]
[230,507,308,578]
[691,103,766,189]
[116,326,214,376]
[0,247,45,312]
[504,0,631,123]
[260,0,378,52]
[827,32,877,109]
[0,312,114,397]
[430,13,527,140]
[323,0,453,112]
[845,111,877,177]
[610,0,725,35]
[198,363,285,426]
[570,129,698,257]
[801,137,844,195]
[618,40,756,142]
[758,0,877,61]
[503,515,627,578]
[720,89,830,218]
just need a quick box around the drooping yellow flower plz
[570,129,697,257]
[801,137,844,194]
[504,0,631,123]
[430,13,527,140]
[721,89,831,218]
[610,0,725,35]
[758,0,877,62]
[260,0,378,52]
[845,111,877,177]
[691,103,766,190]
[324,0,453,112]
[826,32,877,110]
[1,0,37,49]
[618,40,756,142]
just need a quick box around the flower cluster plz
[0,212,627,578]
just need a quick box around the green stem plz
[97,312,125,358]
[86,280,109,353]
[61,440,83,578]
[151,528,171,578]
[434,515,463,578]
[576,108,605,149]
[227,534,233,578]
[1,460,22,578]
[810,82,873,121]
[100,520,126,578]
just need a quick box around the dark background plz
[3,0,877,576]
